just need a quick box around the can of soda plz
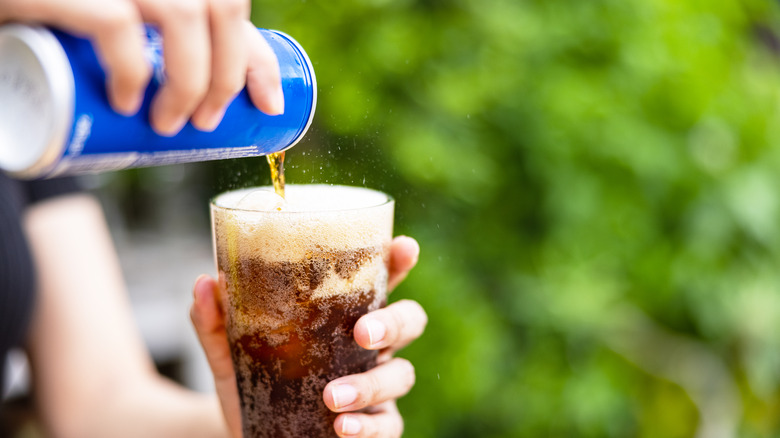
[0,24,316,179]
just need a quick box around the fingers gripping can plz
[0,24,316,178]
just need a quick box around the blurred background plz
[7,0,780,436]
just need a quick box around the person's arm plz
[23,194,229,438]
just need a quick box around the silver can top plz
[267,30,318,153]
[0,24,73,177]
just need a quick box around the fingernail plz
[331,384,358,409]
[269,86,285,115]
[152,108,188,137]
[366,318,386,348]
[194,108,225,132]
[114,94,144,116]
[340,415,362,436]
[193,274,209,299]
[400,235,420,263]
[126,93,145,115]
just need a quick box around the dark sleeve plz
[22,176,83,204]
[0,175,82,399]
[0,175,38,398]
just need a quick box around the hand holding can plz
[0,0,284,131]
[0,23,315,178]
[0,0,316,178]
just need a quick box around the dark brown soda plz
[217,246,386,438]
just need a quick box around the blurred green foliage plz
[210,0,780,436]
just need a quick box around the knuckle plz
[100,3,137,28]
[168,74,209,103]
[94,5,139,38]
[153,0,206,21]
[209,0,249,19]
[170,0,208,20]
[209,76,243,103]
[387,306,407,343]
[362,373,383,406]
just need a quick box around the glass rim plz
[209,184,394,214]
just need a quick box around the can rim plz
[268,30,317,153]
[0,24,74,178]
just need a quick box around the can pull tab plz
[0,24,74,176]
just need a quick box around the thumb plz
[190,274,242,438]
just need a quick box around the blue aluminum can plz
[0,24,316,178]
